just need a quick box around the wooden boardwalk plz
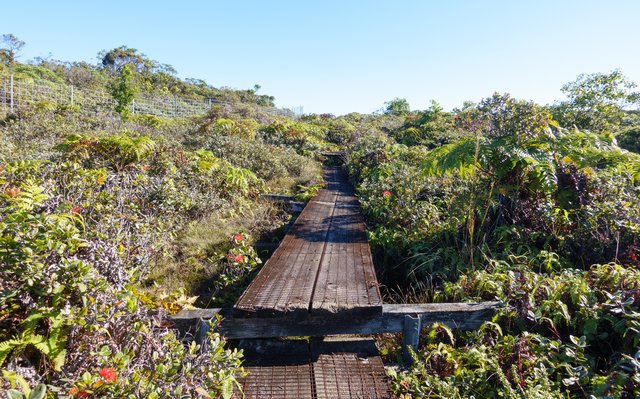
[235,167,382,317]
[236,338,390,399]
[234,165,389,398]
[173,162,498,398]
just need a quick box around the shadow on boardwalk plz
[291,214,368,243]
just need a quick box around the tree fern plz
[194,149,223,172]
[5,180,49,212]
[421,138,480,178]
[420,127,638,197]
[57,133,157,171]
[630,160,640,184]
[0,338,20,366]
[99,134,156,170]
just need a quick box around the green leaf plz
[583,318,598,338]
[5,390,24,399]
[2,370,30,393]
[27,385,46,399]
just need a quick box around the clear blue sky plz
[4,0,640,115]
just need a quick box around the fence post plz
[174,96,178,117]
[131,99,135,114]
[10,74,14,112]
[70,85,74,105]
[402,315,421,363]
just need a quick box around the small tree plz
[384,98,410,116]
[110,64,137,120]
[553,70,640,132]
[0,34,25,65]
[99,45,176,75]
[477,92,552,140]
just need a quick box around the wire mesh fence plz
[0,73,303,119]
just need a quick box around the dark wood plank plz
[234,338,390,399]
[310,195,382,315]
[312,338,391,399]
[236,340,314,399]
[234,201,331,315]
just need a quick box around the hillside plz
[2,42,640,398]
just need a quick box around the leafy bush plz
[345,94,640,398]
[1,115,319,395]
[389,262,640,398]
[618,125,640,153]
[0,172,244,397]
[205,132,321,189]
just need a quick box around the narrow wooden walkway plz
[235,165,390,398]
[235,167,382,317]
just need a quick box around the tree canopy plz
[0,33,25,65]
[384,98,410,116]
[99,46,176,75]
[552,70,640,132]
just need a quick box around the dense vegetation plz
[342,78,640,397]
[0,37,346,398]
[2,35,640,398]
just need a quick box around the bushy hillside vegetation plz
[2,34,640,398]
[341,82,640,397]
[0,38,353,398]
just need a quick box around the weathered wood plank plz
[238,165,382,316]
[309,171,382,315]
[234,338,389,399]
[235,340,314,399]
[234,199,331,315]
[321,151,346,157]
[172,302,500,339]
[312,338,391,399]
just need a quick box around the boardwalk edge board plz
[171,301,500,340]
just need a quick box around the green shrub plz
[618,125,640,153]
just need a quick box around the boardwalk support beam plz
[172,301,500,343]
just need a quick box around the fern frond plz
[421,139,480,177]
[0,339,20,366]
[1,369,31,393]
[48,348,67,372]
[631,161,640,184]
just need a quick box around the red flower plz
[228,254,245,263]
[383,190,392,198]
[99,367,118,383]
[233,234,244,242]
[4,187,20,198]
[71,205,83,214]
